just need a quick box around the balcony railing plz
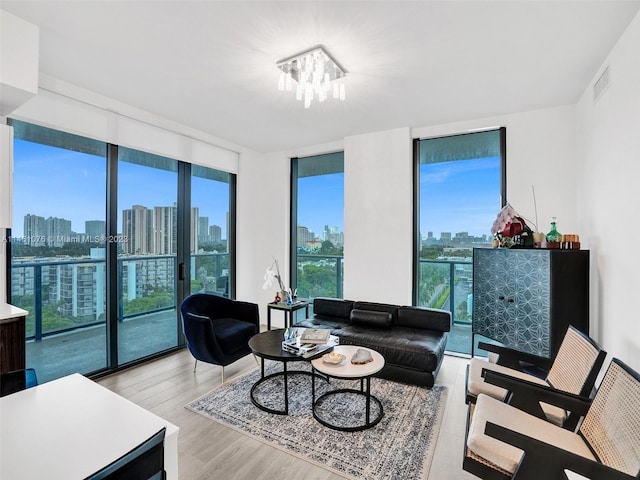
[296,254,343,299]
[293,255,472,327]
[417,258,473,326]
[11,252,230,341]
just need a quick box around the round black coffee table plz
[248,329,329,415]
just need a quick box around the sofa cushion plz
[350,309,393,328]
[338,325,446,372]
[313,297,354,319]
[352,301,398,324]
[293,317,349,331]
[397,306,451,331]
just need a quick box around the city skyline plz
[13,138,500,242]
[12,138,231,238]
[420,156,500,238]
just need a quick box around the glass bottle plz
[546,217,562,242]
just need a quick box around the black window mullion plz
[176,161,190,345]
[106,144,119,369]
[290,158,299,291]
[227,173,237,300]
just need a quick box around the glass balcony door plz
[10,120,237,381]
[11,121,108,383]
[189,165,233,299]
[116,148,179,364]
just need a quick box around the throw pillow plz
[350,309,393,328]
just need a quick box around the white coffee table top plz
[311,345,385,378]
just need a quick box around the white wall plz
[344,127,413,304]
[576,11,640,372]
[235,149,289,322]
[236,140,343,326]
[0,10,38,115]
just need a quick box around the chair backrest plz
[578,358,640,477]
[85,427,166,480]
[546,326,606,396]
[180,296,223,362]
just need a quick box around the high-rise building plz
[85,220,105,240]
[45,216,72,247]
[329,226,343,246]
[153,206,177,255]
[197,214,208,246]
[298,226,311,248]
[209,225,222,243]
[189,208,201,253]
[122,205,153,254]
[23,214,46,246]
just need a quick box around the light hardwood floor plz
[97,347,477,480]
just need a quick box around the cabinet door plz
[473,249,551,357]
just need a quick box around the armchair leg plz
[193,359,198,373]
[253,354,260,367]
[221,366,225,384]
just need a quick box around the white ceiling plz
[3,1,639,153]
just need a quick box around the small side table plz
[311,345,385,431]
[266,301,309,330]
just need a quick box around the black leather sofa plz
[294,297,451,387]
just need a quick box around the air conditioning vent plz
[593,66,610,102]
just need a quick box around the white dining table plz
[0,373,178,479]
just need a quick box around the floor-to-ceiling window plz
[9,120,236,381]
[10,121,108,382]
[414,128,505,355]
[189,165,234,298]
[291,152,345,304]
[116,148,179,364]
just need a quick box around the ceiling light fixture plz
[276,44,347,109]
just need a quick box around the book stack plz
[300,328,331,344]
[281,327,338,358]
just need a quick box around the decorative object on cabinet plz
[472,248,589,362]
[490,203,534,248]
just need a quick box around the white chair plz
[463,358,640,480]
[466,326,606,429]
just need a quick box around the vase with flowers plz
[262,257,288,303]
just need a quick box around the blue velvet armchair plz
[180,293,259,382]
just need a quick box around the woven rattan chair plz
[466,326,606,429]
[463,358,640,480]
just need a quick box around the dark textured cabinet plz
[472,248,589,360]
[0,308,26,374]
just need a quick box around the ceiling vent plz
[593,66,610,102]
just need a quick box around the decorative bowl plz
[322,352,346,364]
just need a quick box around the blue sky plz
[296,157,500,239]
[298,173,344,235]
[12,139,500,240]
[420,157,501,238]
[12,139,229,238]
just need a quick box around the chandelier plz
[276,45,347,108]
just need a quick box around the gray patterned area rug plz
[185,361,448,480]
